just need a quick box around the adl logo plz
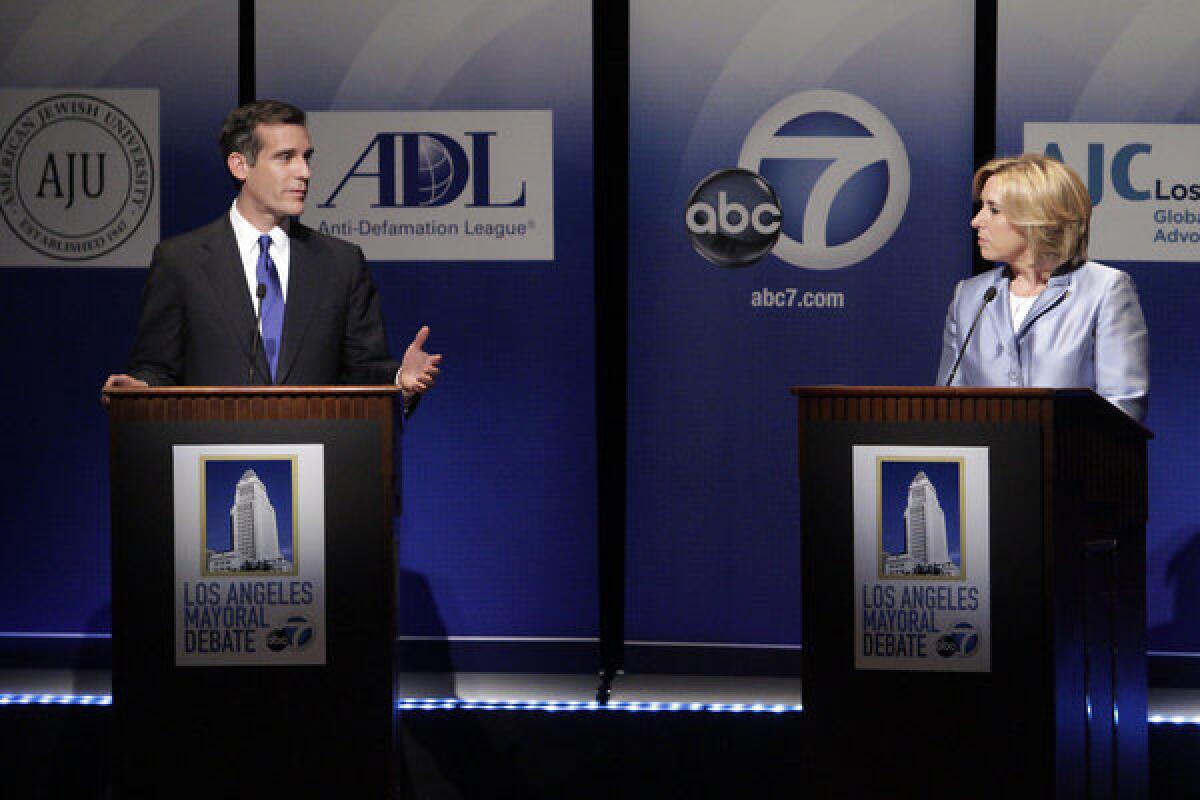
[319,132,526,209]
[303,110,553,261]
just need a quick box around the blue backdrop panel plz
[0,1,238,636]
[626,0,975,645]
[257,0,598,642]
[997,0,1200,655]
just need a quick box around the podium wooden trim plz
[107,385,401,511]
[107,385,401,799]
[793,386,1149,799]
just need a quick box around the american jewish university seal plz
[0,93,154,261]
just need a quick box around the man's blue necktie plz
[256,234,284,382]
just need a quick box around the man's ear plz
[227,151,248,181]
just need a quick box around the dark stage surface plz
[3,703,1199,798]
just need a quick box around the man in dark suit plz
[103,100,440,395]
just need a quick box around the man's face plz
[228,122,313,231]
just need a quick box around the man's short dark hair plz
[219,100,306,165]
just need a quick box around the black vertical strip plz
[238,0,256,106]
[593,1,629,693]
[973,0,998,275]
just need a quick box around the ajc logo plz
[1025,123,1200,259]
[1042,141,1200,206]
[1045,142,1150,207]
[686,90,910,270]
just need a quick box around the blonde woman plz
[937,154,1149,421]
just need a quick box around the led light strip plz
[394,698,803,712]
[0,694,800,713]
[0,694,112,705]
[1148,714,1200,726]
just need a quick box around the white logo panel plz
[304,110,553,262]
[0,89,159,267]
[1025,123,1200,262]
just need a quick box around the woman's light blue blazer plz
[936,261,1149,422]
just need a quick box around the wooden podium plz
[107,386,401,799]
[794,387,1149,799]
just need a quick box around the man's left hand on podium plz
[101,373,149,406]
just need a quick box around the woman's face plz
[971,176,1031,267]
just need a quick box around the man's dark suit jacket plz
[128,216,401,386]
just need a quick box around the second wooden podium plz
[794,386,1149,799]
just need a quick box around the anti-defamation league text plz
[182,579,313,654]
[861,584,980,658]
[320,218,530,240]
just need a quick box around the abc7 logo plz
[266,615,314,652]
[685,90,909,270]
[935,621,980,659]
[684,169,783,267]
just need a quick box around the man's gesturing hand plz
[398,326,442,394]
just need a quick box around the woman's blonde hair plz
[973,153,1091,267]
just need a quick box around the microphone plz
[249,283,267,383]
[945,286,997,386]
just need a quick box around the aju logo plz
[0,92,155,261]
[737,90,909,270]
[318,131,526,210]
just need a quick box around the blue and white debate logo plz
[686,90,909,270]
[1026,123,1200,262]
[304,110,554,262]
[935,621,980,659]
[267,615,314,653]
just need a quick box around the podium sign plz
[172,443,327,666]
[852,444,992,672]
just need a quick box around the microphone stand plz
[249,283,267,384]
[945,286,997,386]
